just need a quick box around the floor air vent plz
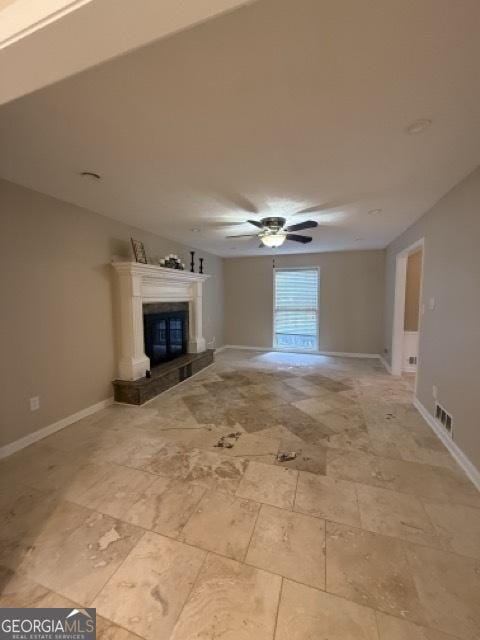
[435,402,453,438]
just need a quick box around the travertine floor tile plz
[407,544,480,640]
[124,476,206,537]
[96,617,145,640]
[326,521,425,623]
[0,484,48,534]
[62,463,119,502]
[170,553,281,640]
[283,376,331,397]
[180,490,260,560]
[374,457,480,507]
[103,433,169,468]
[69,463,155,519]
[2,348,478,638]
[235,461,297,509]
[158,425,235,450]
[245,504,325,589]
[292,396,336,418]
[356,484,442,547]
[323,424,371,453]
[24,501,143,604]
[422,500,480,559]
[295,472,361,527]
[375,611,457,640]
[275,435,327,474]
[0,566,75,607]
[218,429,281,458]
[94,532,206,640]
[276,579,378,640]
[328,449,480,508]
[326,449,387,487]
[144,443,249,493]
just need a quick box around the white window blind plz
[274,268,319,350]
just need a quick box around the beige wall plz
[384,166,480,469]
[404,249,422,331]
[0,179,224,448]
[224,251,385,354]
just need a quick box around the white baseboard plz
[214,345,227,353]
[220,344,381,359]
[414,397,480,492]
[379,356,392,373]
[0,397,113,460]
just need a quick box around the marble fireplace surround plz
[112,261,210,381]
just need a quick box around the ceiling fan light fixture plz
[261,231,287,248]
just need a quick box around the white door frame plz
[391,238,425,382]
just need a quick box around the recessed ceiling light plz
[406,119,432,135]
[189,228,201,233]
[368,208,382,215]
[80,170,101,181]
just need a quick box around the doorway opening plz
[391,239,424,389]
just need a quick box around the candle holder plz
[190,251,195,273]
[199,257,204,274]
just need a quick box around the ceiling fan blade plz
[286,234,312,244]
[226,234,258,238]
[285,220,318,232]
[247,219,264,229]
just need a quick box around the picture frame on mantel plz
[130,238,147,264]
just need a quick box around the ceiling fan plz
[226,217,318,248]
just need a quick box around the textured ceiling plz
[1,0,480,256]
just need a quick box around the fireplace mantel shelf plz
[111,260,210,283]
[111,260,210,381]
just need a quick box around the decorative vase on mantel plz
[159,254,185,270]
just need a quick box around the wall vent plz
[435,402,453,438]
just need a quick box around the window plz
[274,268,319,350]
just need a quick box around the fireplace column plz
[188,280,206,353]
[117,271,150,381]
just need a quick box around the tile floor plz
[1,348,479,639]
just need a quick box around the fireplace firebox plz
[143,308,187,367]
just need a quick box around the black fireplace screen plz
[143,310,187,366]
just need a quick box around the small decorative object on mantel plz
[199,257,204,274]
[131,238,147,264]
[159,254,186,270]
[190,251,195,273]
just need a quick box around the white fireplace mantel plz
[112,261,210,381]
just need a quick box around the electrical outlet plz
[428,297,435,310]
[29,396,40,411]
[432,385,438,399]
